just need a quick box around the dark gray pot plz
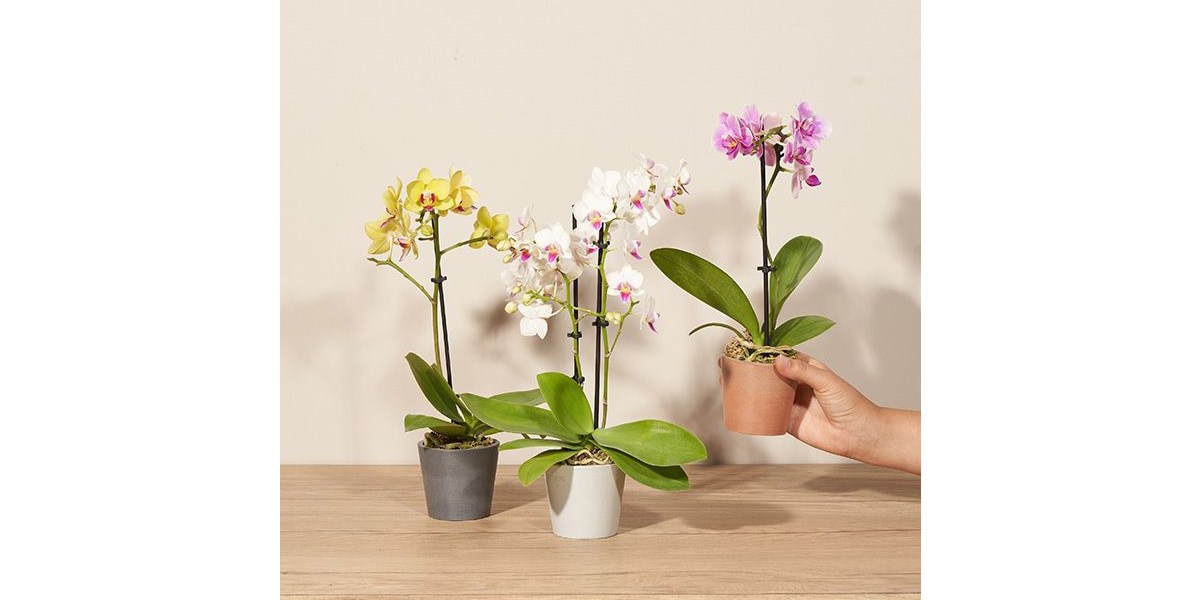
[416,439,499,521]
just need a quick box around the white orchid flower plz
[518,301,554,339]
[587,167,622,198]
[533,223,573,267]
[606,264,646,305]
[639,153,668,178]
[572,189,616,239]
[636,296,660,333]
[625,239,644,260]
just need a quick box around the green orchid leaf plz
[498,438,582,451]
[404,353,462,423]
[688,322,748,339]
[404,414,456,432]
[650,248,762,344]
[591,419,707,466]
[430,424,469,437]
[517,449,579,486]
[773,315,836,347]
[460,394,581,442]
[604,447,690,491]
[488,388,546,406]
[537,372,595,436]
[769,236,823,331]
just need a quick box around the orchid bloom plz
[469,206,511,250]
[606,265,645,304]
[448,168,480,215]
[572,188,616,239]
[625,239,644,260]
[587,167,622,198]
[713,111,754,159]
[741,105,783,166]
[637,296,660,333]
[404,168,454,214]
[533,223,573,268]
[366,178,418,259]
[639,153,668,179]
[617,171,661,234]
[792,102,831,150]
[518,301,554,339]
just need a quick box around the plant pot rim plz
[720,354,784,367]
[417,438,499,452]
[552,462,618,470]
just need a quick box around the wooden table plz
[282,465,920,599]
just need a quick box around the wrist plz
[851,407,920,475]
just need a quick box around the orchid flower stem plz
[442,236,492,254]
[569,214,583,386]
[432,214,452,386]
[368,258,434,303]
[593,224,609,429]
[759,152,771,346]
[561,272,585,387]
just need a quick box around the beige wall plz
[282,0,919,464]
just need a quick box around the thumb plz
[774,355,842,394]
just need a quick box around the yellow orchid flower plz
[365,216,398,256]
[404,168,454,214]
[382,177,403,216]
[470,206,512,250]
[448,168,480,216]
[366,181,419,261]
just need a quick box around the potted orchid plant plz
[463,157,708,539]
[364,166,526,521]
[651,103,836,436]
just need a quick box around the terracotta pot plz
[545,463,626,539]
[719,356,795,436]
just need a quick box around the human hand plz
[773,353,920,474]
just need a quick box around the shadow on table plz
[619,499,790,533]
[489,478,542,516]
[679,500,791,531]
[800,473,922,500]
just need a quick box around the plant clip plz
[592,317,609,328]
[566,331,583,339]
[571,374,586,385]
[597,239,611,250]
[430,275,448,283]
[756,265,775,273]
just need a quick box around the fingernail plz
[776,356,792,368]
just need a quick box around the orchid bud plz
[522,291,535,305]
[504,301,518,314]
[496,239,512,252]
[502,252,515,264]
[510,284,523,295]
[607,311,622,324]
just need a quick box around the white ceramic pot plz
[544,463,626,539]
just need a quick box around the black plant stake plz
[431,214,453,387]
[591,226,608,429]
[568,215,585,387]
[757,151,772,346]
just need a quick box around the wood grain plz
[281,465,920,598]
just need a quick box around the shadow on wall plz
[646,190,921,464]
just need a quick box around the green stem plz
[367,258,433,302]
[599,304,633,429]
[529,289,603,319]
[431,214,452,385]
[561,273,584,385]
[596,235,610,428]
[442,236,492,254]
